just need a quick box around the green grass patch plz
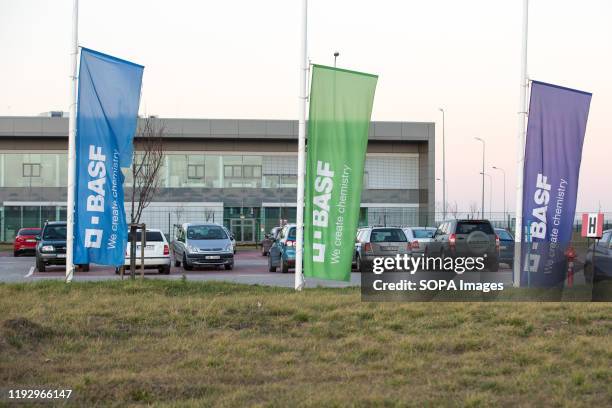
[0,280,610,407]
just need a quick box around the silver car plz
[172,223,234,270]
[354,227,411,272]
[403,227,437,254]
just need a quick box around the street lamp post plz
[438,108,446,221]
[333,51,339,67]
[492,166,506,228]
[435,178,442,223]
[474,137,485,218]
[480,172,493,220]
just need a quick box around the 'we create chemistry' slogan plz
[304,65,378,282]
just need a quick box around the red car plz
[13,228,41,257]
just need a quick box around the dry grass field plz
[1,280,611,407]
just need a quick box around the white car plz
[402,227,437,254]
[122,228,171,274]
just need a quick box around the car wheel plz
[174,254,181,267]
[160,265,171,275]
[281,260,289,274]
[268,257,277,272]
[359,256,369,273]
[437,250,447,272]
[36,259,45,272]
[79,264,90,272]
[183,254,193,271]
[225,263,234,270]
[13,251,19,257]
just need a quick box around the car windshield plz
[128,231,164,242]
[413,229,435,239]
[187,226,227,240]
[496,230,513,241]
[457,222,494,235]
[43,225,66,240]
[18,229,40,236]
[371,229,407,243]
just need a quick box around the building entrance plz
[229,218,255,243]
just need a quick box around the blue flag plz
[73,48,144,266]
[521,81,591,287]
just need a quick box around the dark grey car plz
[261,226,282,256]
[171,223,234,270]
[426,219,499,271]
[495,228,514,267]
[36,221,89,272]
[585,229,612,283]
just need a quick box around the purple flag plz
[521,81,592,287]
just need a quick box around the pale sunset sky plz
[1,0,610,213]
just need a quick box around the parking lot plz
[0,248,362,287]
[0,247,521,287]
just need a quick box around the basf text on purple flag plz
[521,81,592,287]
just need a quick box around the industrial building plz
[0,116,435,242]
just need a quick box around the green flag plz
[304,65,378,281]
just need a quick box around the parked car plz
[495,228,514,267]
[425,219,499,271]
[352,227,367,269]
[222,226,237,254]
[268,224,297,273]
[172,223,234,270]
[353,227,411,272]
[584,229,612,283]
[36,221,89,272]
[122,228,171,274]
[13,227,41,257]
[402,227,436,254]
[261,226,282,256]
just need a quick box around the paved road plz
[0,249,589,290]
[0,249,361,287]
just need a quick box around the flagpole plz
[512,0,529,287]
[66,0,79,283]
[294,0,308,290]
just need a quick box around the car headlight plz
[224,243,233,252]
[186,244,199,253]
[41,245,54,252]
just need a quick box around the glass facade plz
[262,207,297,235]
[0,152,422,242]
[1,152,417,190]
[0,152,67,187]
[1,205,67,242]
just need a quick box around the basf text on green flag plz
[304,65,378,281]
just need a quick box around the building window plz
[224,165,240,178]
[23,163,41,178]
[224,165,261,179]
[244,165,261,178]
[187,164,204,179]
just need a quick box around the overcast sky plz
[1,0,610,213]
